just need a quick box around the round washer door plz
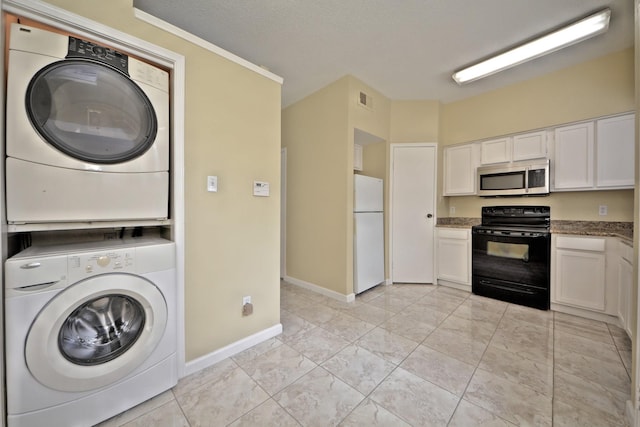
[25,273,167,392]
[25,59,158,164]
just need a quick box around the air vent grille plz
[358,91,373,110]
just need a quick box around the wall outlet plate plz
[207,176,218,192]
[599,205,608,216]
[243,296,251,305]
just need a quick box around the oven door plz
[472,229,550,309]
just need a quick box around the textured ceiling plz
[133,0,634,108]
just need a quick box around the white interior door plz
[391,144,436,283]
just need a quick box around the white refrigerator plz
[354,174,384,294]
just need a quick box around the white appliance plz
[4,238,177,427]
[6,23,170,225]
[354,174,385,293]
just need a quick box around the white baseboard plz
[183,323,282,377]
[437,279,471,292]
[626,399,636,427]
[284,275,355,302]
[550,303,620,326]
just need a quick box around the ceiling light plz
[452,8,611,85]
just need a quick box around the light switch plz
[253,181,270,197]
[207,176,218,192]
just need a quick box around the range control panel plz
[68,248,135,282]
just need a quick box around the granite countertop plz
[436,217,480,228]
[437,218,633,243]
[550,220,633,242]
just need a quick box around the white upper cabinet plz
[353,143,363,171]
[512,131,548,161]
[553,121,594,190]
[443,143,480,196]
[480,137,512,165]
[552,113,634,191]
[596,113,634,189]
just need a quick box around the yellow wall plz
[440,48,635,220]
[282,77,351,294]
[390,100,440,142]
[283,76,392,294]
[43,0,282,362]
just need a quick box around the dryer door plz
[26,60,158,164]
[25,273,167,392]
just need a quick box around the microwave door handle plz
[524,167,529,193]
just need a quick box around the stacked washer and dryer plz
[4,23,177,426]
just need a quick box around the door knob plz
[426,213,433,218]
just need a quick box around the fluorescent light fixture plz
[452,8,611,84]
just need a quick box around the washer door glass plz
[25,273,168,392]
[26,60,158,164]
[59,294,145,365]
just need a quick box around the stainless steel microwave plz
[477,159,550,197]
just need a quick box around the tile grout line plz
[444,296,511,426]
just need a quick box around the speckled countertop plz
[550,220,633,242]
[436,217,480,228]
[437,217,633,243]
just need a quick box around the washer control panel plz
[68,248,135,282]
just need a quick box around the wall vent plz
[357,91,373,110]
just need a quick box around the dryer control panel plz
[67,36,129,75]
[68,248,135,282]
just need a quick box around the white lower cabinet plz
[551,235,618,318]
[436,227,470,289]
[617,240,633,337]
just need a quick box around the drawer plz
[556,236,605,252]
[438,228,469,240]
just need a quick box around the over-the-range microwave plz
[477,159,550,197]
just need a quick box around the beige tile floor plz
[99,281,632,427]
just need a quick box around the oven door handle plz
[479,280,536,295]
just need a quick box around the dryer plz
[6,23,170,225]
[4,238,177,427]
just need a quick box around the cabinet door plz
[617,257,632,337]
[513,131,547,161]
[596,114,634,189]
[553,122,594,190]
[436,228,470,286]
[480,137,511,165]
[443,143,479,195]
[554,248,606,311]
[354,143,363,171]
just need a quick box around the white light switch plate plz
[253,181,270,197]
[207,176,218,192]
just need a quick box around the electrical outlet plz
[599,205,608,216]
[243,296,251,305]
[450,206,456,215]
[207,175,218,192]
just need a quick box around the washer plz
[6,23,170,225]
[4,238,177,427]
